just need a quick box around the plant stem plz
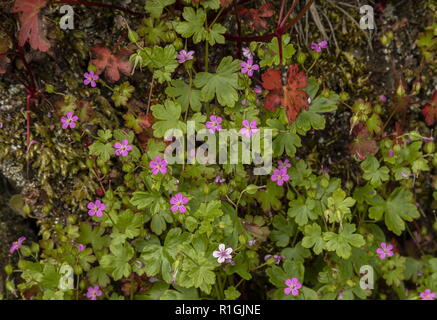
[210,7,225,27]
[224,0,314,43]
[278,0,299,30]
[147,77,155,114]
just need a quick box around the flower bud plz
[128,29,139,43]
[412,81,421,94]
[424,142,435,154]
[396,82,405,97]
[296,51,307,65]
[4,265,13,275]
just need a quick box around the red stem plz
[49,0,143,16]
[224,0,314,43]
[233,1,242,55]
[278,0,299,30]
[224,33,275,43]
[26,94,32,148]
[281,0,314,33]
[15,47,38,148]
[277,0,287,29]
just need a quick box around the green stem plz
[210,7,225,27]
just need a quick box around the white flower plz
[212,244,233,263]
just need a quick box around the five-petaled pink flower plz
[83,71,99,87]
[271,168,289,186]
[240,59,259,77]
[284,278,302,296]
[170,193,189,213]
[114,139,133,157]
[87,200,106,217]
[177,50,194,64]
[61,112,79,129]
[240,120,259,138]
[150,156,168,175]
[311,40,328,52]
[206,115,223,134]
[213,244,233,264]
[278,159,291,170]
[376,242,394,259]
[86,286,103,300]
[77,244,85,251]
[420,289,436,300]
[10,236,26,254]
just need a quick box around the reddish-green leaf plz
[422,90,437,126]
[12,0,50,52]
[90,45,133,82]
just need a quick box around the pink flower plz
[271,168,289,186]
[240,59,259,77]
[380,95,387,103]
[205,115,223,134]
[114,139,132,157]
[177,50,194,63]
[278,159,291,170]
[87,200,106,217]
[77,244,85,251]
[150,156,168,175]
[253,86,262,94]
[86,286,102,300]
[420,289,436,300]
[61,112,78,129]
[83,71,99,87]
[212,244,233,263]
[9,236,26,254]
[311,40,328,52]
[376,242,394,259]
[239,120,259,138]
[170,193,189,213]
[284,278,302,296]
[242,47,253,60]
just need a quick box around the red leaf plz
[90,45,133,82]
[349,126,377,160]
[262,68,282,91]
[264,92,282,112]
[283,65,309,122]
[11,0,51,52]
[262,68,283,112]
[0,55,10,74]
[239,4,274,31]
[138,112,153,129]
[261,65,309,122]
[422,90,437,126]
